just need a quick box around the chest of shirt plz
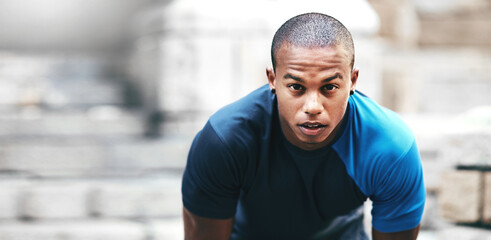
[243,137,366,210]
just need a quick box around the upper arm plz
[372,224,420,240]
[182,121,243,219]
[370,141,426,233]
[183,206,234,240]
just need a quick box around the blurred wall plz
[0,0,154,53]
[127,0,382,136]
[0,0,160,112]
[368,0,491,114]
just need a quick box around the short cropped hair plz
[271,13,355,70]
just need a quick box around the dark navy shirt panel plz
[182,123,242,219]
[183,86,274,219]
[230,124,367,239]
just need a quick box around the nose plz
[303,92,323,115]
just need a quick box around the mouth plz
[297,122,327,136]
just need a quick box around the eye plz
[288,84,304,91]
[321,84,338,91]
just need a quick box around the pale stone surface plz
[0,54,125,108]
[91,178,182,218]
[0,110,143,137]
[0,220,146,240]
[436,225,491,240]
[402,111,491,192]
[0,144,107,176]
[414,0,491,15]
[368,0,419,48]
[419,17,491,47]
[412,0,491,47]
[483,172,491,223]
[21,183,93,219]
[379,48,491,114]
[0,134,189,177]
[0,188,21,219]
[440,134,491,167]
[420,191,453,230]
[109,137,191,171]
[438,170,483,223]
[417,227,491,240]
[0,180,32,219]
[149,218,184,240]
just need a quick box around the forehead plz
[275,43,351,69]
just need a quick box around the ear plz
[266,67,276,91]
[350,68,359,91]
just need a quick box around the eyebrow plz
[283,73,341,83]
[283,73,304,82]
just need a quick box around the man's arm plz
[182,122,242,239]
[372,224,420,240]
[183,206,234,240]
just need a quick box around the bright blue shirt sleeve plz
[333,92,426,233]
[370,140,426,232]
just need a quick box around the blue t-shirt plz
[182,85,425,239]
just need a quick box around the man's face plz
[267,43,358,151]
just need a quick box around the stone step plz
[0,218,184,240]
[0,107,144,137]
[438,170,491,225]
[0,177,182,221]
[0,53,127,108]
[402,113,491,191]
[426,225,491,240]
[0,133,191,177]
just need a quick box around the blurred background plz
[0,0,489,239]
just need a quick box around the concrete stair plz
[0,109,191,177]
[0,108,191,239]
[0,177,184,240]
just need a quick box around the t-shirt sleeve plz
[181,121,242,219]
[370,140,426,232]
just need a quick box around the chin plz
[300,136,328,145]
[304,132,331,142]
[306,140,327,146]
[300,133,332,146]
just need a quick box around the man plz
[182,13,425,240]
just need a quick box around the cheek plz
[327,98,349,120]
[277,101,294,119]
[277,97,301,122]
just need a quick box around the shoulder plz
[189,84,275,163]
[208,84,275,149]
[348,91,415,153]
[333,91,425,232]
[333,91,419,194]
[183,85,276,219]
